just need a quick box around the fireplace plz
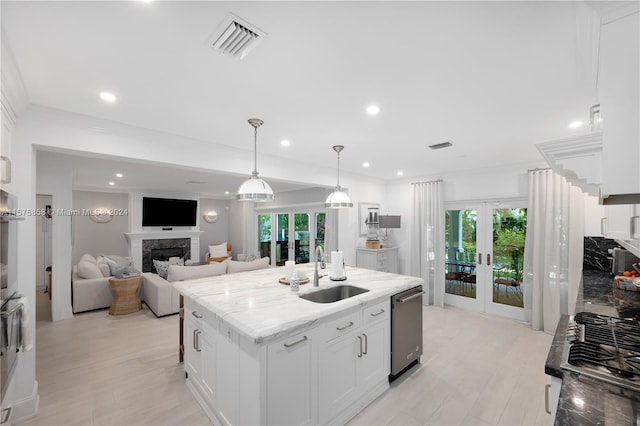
[124,231,203,273]
[142,238,191,273]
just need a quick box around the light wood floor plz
[20,291,552,426]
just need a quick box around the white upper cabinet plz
[599,7,640,197]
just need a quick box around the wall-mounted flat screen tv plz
[142,197,197,227]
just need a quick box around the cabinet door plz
[184,316,203,384]
[604,204,637,240]
[356,250,376,270]
[600,11,640,196]
[214,324,237,425]
[318,331,359,424]
[267,330,316,426]
[358,320,389,393]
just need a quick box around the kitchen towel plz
[331,251,344,279]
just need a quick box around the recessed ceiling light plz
[115,173,123,178]
[281,139,290,147]
[362,162,370,168]
[108,181,115,186]
[569,121,583,129]
[99,91,117,103]
[225,191,230,195]
[397,171,404,176]
[366,105,380,116]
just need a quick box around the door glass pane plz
[315,212,326,258]
[294,213,310,263]
[276,213,289,266]
[258,214,272,260]
[492,208,526,308]
[445,209,477,299]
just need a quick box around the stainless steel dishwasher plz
[390,285,424,380]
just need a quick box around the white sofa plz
[141,257,271,317]
[72,254,270,316]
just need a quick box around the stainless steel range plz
[560,312,640,391]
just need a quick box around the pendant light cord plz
[253,126,258,177]
[336,149,340,189]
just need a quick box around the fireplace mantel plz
[125,230,204,242]
[125,231,204,271]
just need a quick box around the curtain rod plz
[411,179,443,185]
[527,167,551,172]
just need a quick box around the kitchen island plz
[174,264,423,426]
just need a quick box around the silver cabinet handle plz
[336,321,354,331]
[370,309,385,317]
[545,384,551,414]
[283,335,307,348]
[357,335,363,358]
[192,329,198,350]
[478,253,482,264]
[0,156,11,184]
[362,333,368,355]
[195,330,202,352]
[398,291,424,303]
[631,216,639,238]
[487,253,491,266]
[601,217,607,235]
[192,311,203,319]
[0,406,11,424]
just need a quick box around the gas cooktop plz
[560,312,640,391]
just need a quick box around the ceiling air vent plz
[206,13,266,60]
[429,141,453,150]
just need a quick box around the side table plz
[108,276,142,315]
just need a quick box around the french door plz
[444,200,527,321]
[258,210,326,266]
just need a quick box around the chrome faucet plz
[314,246,326,287]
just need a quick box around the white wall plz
[199,198,231,262]
[384,162,541,275]
[71,190,130,265]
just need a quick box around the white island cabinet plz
[176,265,423,426]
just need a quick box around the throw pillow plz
[153,259,170,279]
[95,256,111,277]
[76,260,103,279]
[80,253,97,264]
[226,256,270,274]
[103,255,134,276]
[167,262,227,282]
[209,243,228,259]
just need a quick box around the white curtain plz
[523,169,584,333]
[410,181,445,307]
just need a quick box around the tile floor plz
[19,291,552,425]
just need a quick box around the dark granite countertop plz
[546,268,640,425]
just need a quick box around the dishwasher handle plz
[397,290,425,303]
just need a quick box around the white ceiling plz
[2,1,600,195]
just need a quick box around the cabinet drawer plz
[363,299,389,327]
[324,310,361,342]
[377,252,388,261]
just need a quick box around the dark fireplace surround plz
[142,238,191,273]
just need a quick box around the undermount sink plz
[299,285,369,303]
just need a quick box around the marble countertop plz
[547,269,640,425]
[174,264,423,345]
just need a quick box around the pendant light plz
[325,145,353,208]
[237,118,274,202]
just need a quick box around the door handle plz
[357,335,363,357]
[336,321,354,331]
[478,253,482,264]
[362,333,368,355]
[284,335,308,348]
[487,253,491,266]
[545,384,551,414]
[398,291,424,303]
